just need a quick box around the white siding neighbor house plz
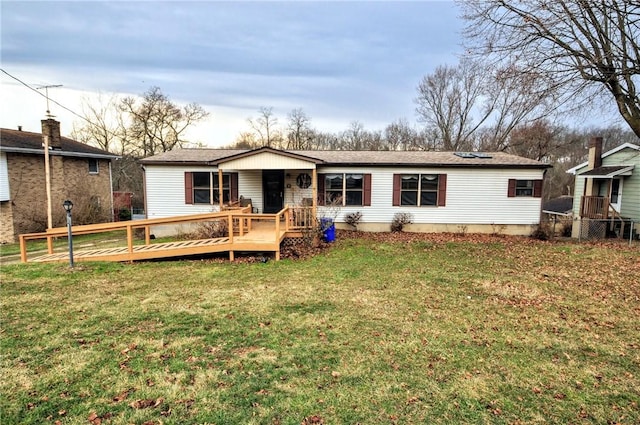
[140,147,550,236]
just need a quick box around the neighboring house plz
[0,119,119,243]
[140,147,550,236]
[567,138,640,239]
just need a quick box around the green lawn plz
[1,233,639,424]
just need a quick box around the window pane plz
[346,174,363,189]
[401,175,418,190]
[516,180,533,196]
[194,189,210,204]
[401,192,418,206]
[420,192,437,206]
[88,159,99,173]
[193,172,210,187]
[326,190,343,204]
[421,175,438,191]
[326,174,343,190]
[345,191,362,206]
[213,174,230,190]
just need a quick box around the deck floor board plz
[30,227,289,263]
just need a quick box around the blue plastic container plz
[320,218,336,243]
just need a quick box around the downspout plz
[141,165,148,219]
[109,160,114,221]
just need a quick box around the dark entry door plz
[263,170,284,213]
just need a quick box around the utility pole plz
[37,84,63,229]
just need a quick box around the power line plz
[1,68,124,146]
[1,68,92,125]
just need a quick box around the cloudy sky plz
[1,1,464,147]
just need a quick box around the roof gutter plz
[0,147,120,160]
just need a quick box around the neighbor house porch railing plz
[580,196,609,219]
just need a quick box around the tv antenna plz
[36,84,63,118]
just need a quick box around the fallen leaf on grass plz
[302,415,324,424]
[88,411,101,424]
[113,388,135,402]
[130,397,164,409]
[406,396,420,405]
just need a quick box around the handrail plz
[19,207,252,263]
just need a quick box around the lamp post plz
[63,200,74,268]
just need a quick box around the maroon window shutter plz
[437,174,447,207]
[533,179,543,198]
[392,174,401,206]
[317,174,325,206]
[508,179,516,198]
[363,174,372,206]
[230,172,239,202]
[185,172,193,204]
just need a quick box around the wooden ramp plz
[20,207,310,264]
[31,237,233,263]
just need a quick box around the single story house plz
[0,119,119,243]
[567,138,640,239]
[140,147,550,236]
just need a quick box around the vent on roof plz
[454,152,492,159]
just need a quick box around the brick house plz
[0,119,119,243]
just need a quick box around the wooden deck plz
[20,206,312,264]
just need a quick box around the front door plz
[610,178,623,212]
[263,170,284,213]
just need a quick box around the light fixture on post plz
[63,200,74,268]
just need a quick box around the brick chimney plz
[41,118,62,149]
[588,137,603,169]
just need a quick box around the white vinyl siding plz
[317,166,544,225]
[146,164,544,225]
[0,153,9,201]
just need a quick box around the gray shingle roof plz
[0,128,118,158]
[140,147,549,168]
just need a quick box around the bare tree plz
[286,108,313,149]
[384,118,427,151]
[460,0,640,137]
[71,93,131,154]
[415,59,487,151]
[120,86,209,157]
[248,107,283,148]
[340,121,368,150]
[415,58,556,151]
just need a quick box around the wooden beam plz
[218,169,224,210]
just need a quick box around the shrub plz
[189,219,229,239]
[118,208,132,221]
[344,212,363,230]
[391,212,413,232]
[530,224,550,241]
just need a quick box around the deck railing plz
[287,206,316,230]
[19,207,252,263]
[19,205,317,263]
[580,196,609,219]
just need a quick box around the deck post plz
[218,169,224,211]
[127,225,133,254]
[228,212,233,243]
[145,225,151,245]
[47,235,54,254]
[229,250,234,261]
[20,235,27,263]
[312,169,317,221]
